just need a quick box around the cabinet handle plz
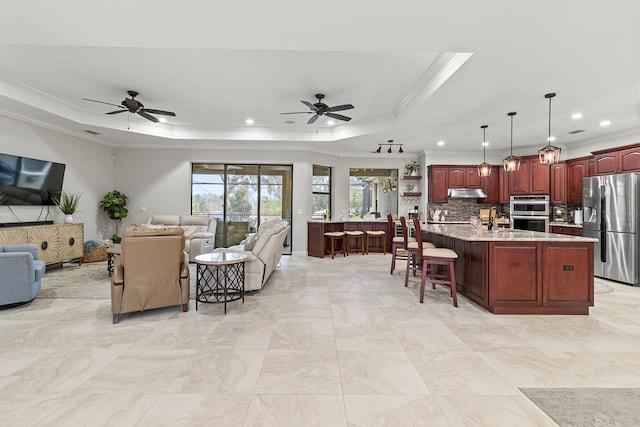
[69,237,75,246]
[41,241,48,250]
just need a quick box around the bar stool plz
[365,229,387,254]
[390,216,417,274]
[405,217,435,287]
[410,218,458,307]
[344,230,365,255]
[323,231,346,259]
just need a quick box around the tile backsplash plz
[427,199,509,221]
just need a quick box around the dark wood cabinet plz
[593,144,640,175]
[307,221,388,257]
[550,162,566,204]
[530,159,550,194]
[509,158,530,194]
[481,166,500,204]
[550,225,582,236]
[428,166,448,203]
[448,166,481,188]
[566,157,591,203]
[498,167,510,203]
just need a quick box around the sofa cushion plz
[179,215,210,227]
[243,233,259,251]
[149,215,180,226]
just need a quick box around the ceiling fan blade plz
[325,112,352,122]
[143,108,176,116]
[138,111,159,123]
[280,111,313,115]
[82,98,124,109]
[326,104,354,113]
[106,110,127,115]
[301,100,319,111]
[307,114,320,125]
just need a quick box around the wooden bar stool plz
[365,230,387,254]
[344,230,365,255]
[323,231,346,259]
[405,217,435,287]
[390,216,417,274]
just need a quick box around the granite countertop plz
[428,219,511,225]
[308,219,387,223]
[423,224,597,242]
[549,221,583,228]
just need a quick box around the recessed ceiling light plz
[482,142,489,147]
[437,140,445,146]
[285,120,295,124]
[571,113,583,120]
[158,117,167,123]
[600,120,611,127]
[245,118,254,125]
[326,120,335,126]
[547,136,556,142]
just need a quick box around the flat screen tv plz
[0,153,66,206]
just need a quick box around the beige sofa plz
[146,215,217,262]
[213,219,289,291]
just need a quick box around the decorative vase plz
[411,170,418,176]
[64,214,74,224]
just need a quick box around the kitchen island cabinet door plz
[489,242,542,310]
[466,241,489,307]
[543,243,594,307]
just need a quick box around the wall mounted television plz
[0,153,66,206]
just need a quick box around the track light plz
[374,140,404,153]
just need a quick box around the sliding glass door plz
[192,163,292,254]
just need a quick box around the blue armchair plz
[0,244,45,307]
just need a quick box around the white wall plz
[0,116,114,241]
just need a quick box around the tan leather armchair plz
[111,227,190,323]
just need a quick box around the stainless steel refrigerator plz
[583,173,640,285]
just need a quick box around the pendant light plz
[503,112,520,172]
[477,125,491,177]
[538,92,561,164]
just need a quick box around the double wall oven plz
[510,195,550,233]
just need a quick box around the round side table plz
[194,252,248,313]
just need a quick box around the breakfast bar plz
[423,224,596,315]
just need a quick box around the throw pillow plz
[243,233,258,251]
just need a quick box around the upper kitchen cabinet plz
[481,166,500,204]
[428,166,448,203]
[550,162,566,204]
[566,156,592,203]
[447,167,482,188]
[593,144,640,175]
[508,156,550,195]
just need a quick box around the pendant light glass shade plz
[477,125,492,177]
[538,92,561,165]
[503,112,520,172]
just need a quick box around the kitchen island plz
[423,224,596,315]
[307,220,388,257]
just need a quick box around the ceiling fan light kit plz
[83,90,176,123]
[477,125,492,177]
[503,112,520,172]
[538,92,561,165]
[280,93,354,125]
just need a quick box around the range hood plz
[447,188,487,198]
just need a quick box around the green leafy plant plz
[100,190,128,242]
[53,191,82,214]
[405,160,419,174]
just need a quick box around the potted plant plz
[100,190,128,243]
[53,191,81,223]
[405,160,420,176]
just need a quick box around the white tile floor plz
[1,253,640,426]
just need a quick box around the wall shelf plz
[402,175,422,180]
[402,192,422,197]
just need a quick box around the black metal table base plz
[196,261,245,313]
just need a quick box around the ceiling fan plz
[82,90,176,123]
[281,93,354,124]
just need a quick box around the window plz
[312,165,331,220]
[349,168,398,219]
[192,163,292,254]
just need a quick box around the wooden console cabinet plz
[0,223,84,264]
